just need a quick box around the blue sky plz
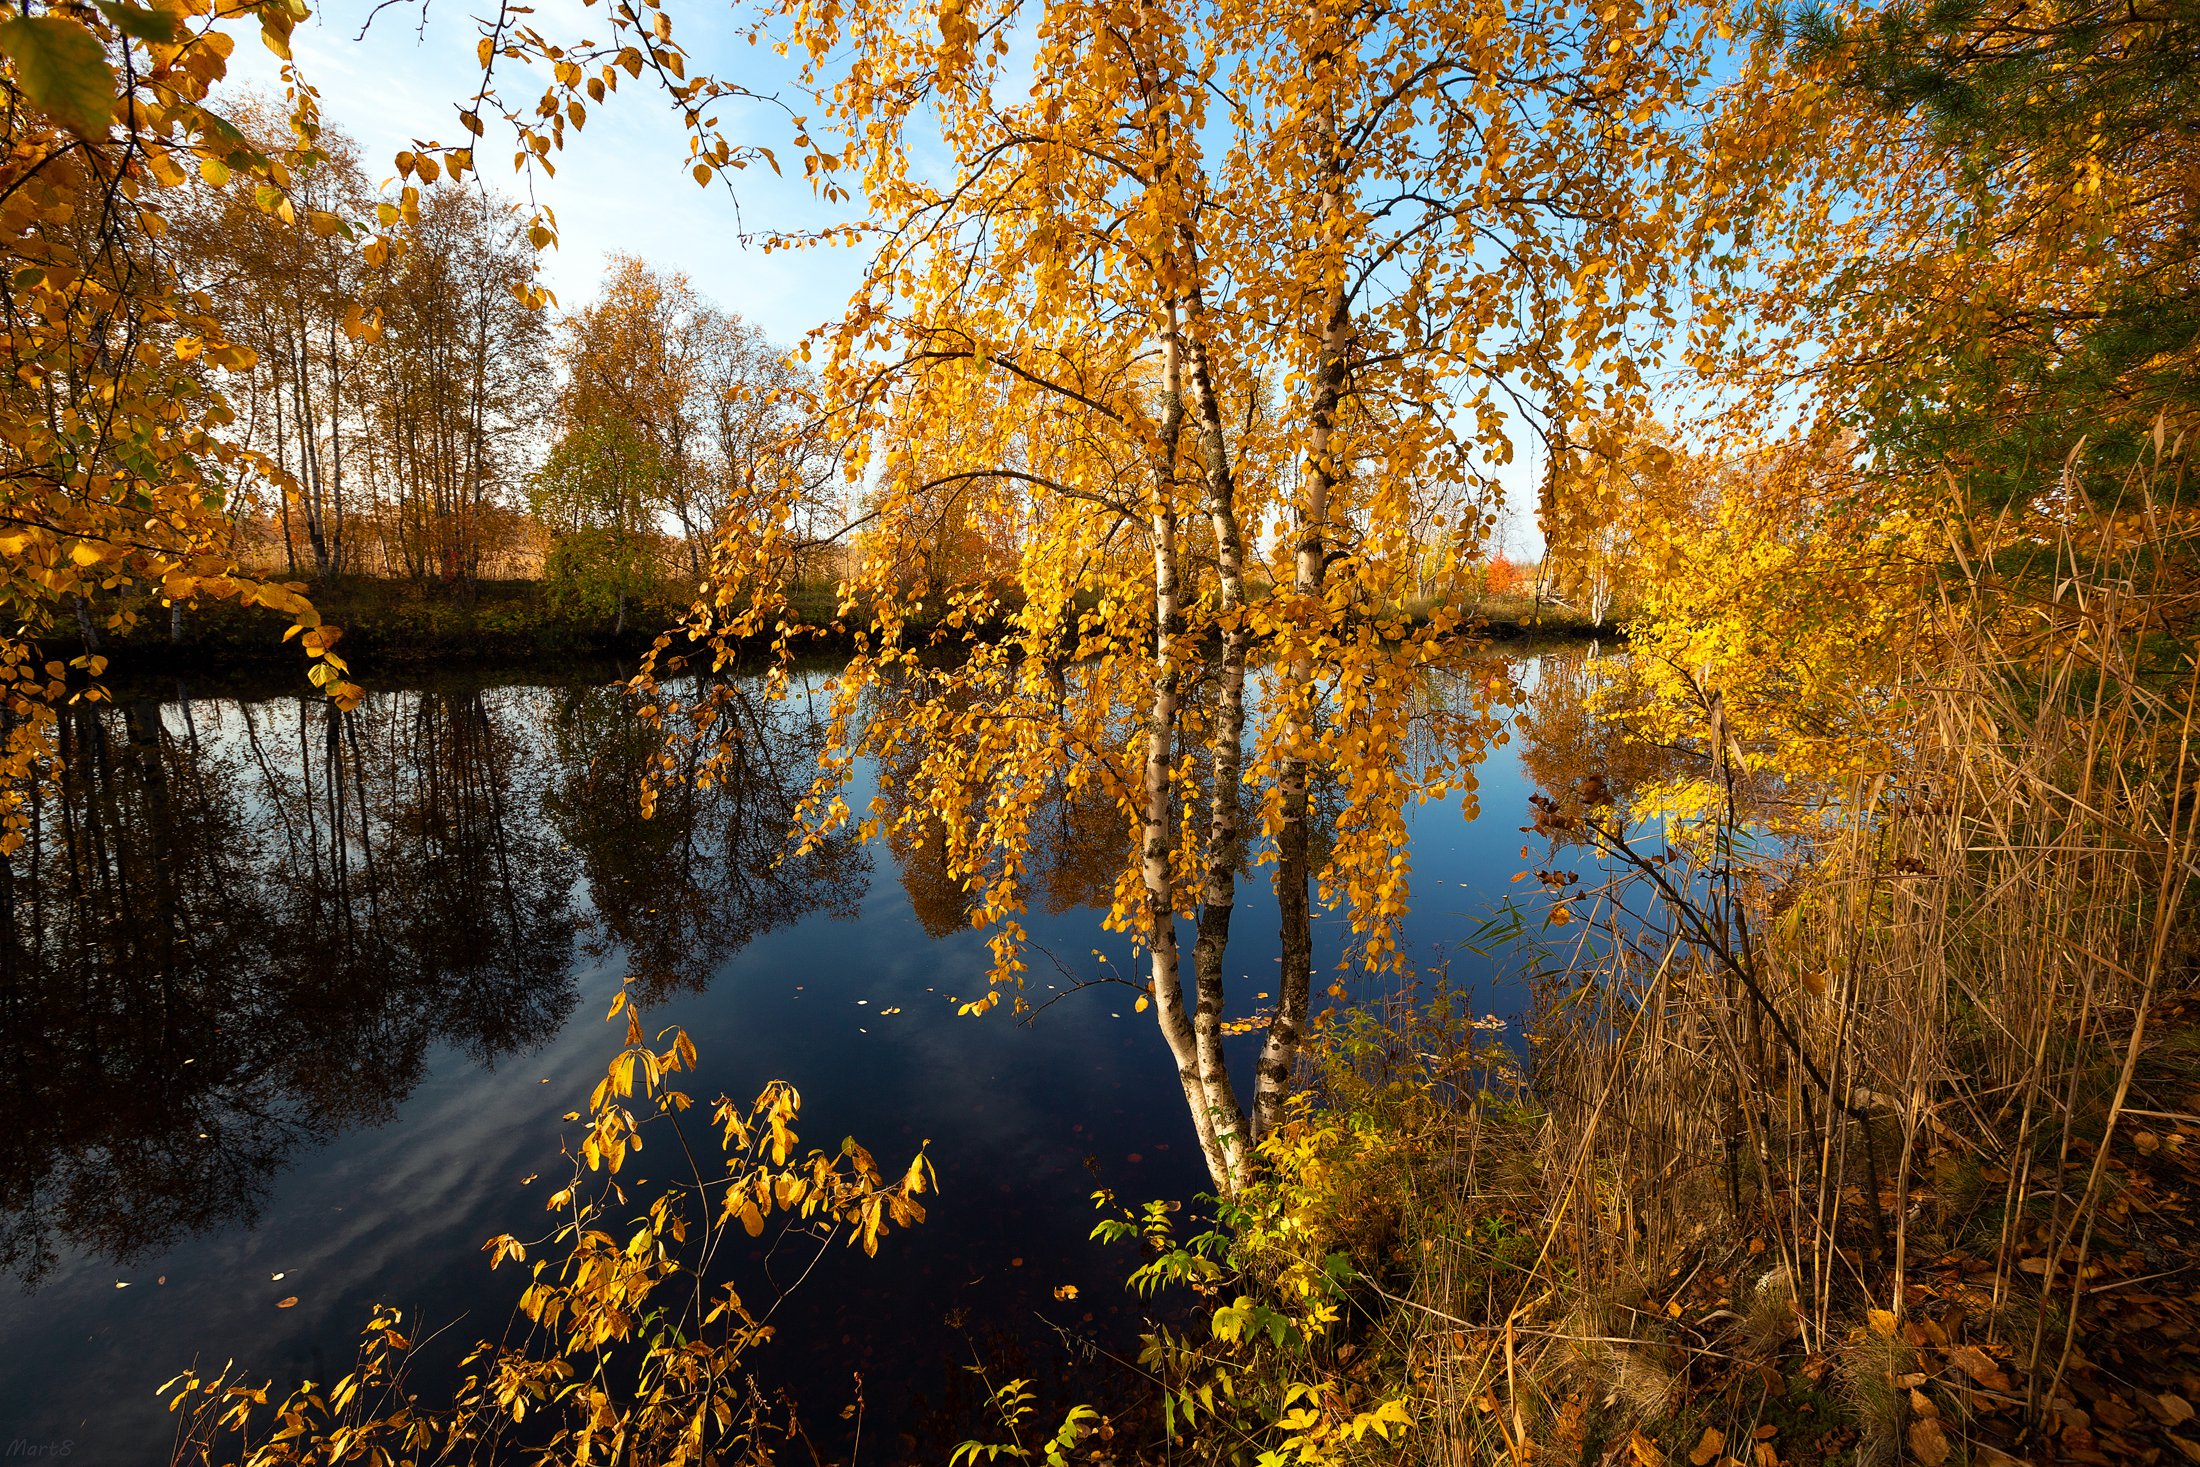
[230,0,873,344]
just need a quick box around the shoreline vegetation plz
[46,580,1617,677]
[1048,520,2200,1467]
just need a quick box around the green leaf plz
[0,15,117,137]
[96,1,184,44]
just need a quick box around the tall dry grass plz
[1369,448,2200,1463]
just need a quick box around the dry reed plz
[1361,444,2200,1464]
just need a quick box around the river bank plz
[50,579,1615,678]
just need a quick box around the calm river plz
[0,654,1583,1463]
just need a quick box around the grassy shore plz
[80,576,697,671]
[59,578,1611,678]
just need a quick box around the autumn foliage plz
[7,0,2200,1455]
[165,991,932,1466]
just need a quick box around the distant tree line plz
[168,108,833,608]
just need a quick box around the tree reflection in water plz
[1513,646,1698,828]
[546,679,869,1001]
[0,674,868,1288]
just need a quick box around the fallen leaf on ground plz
[1908,1417,1949,1466]
[1948,1344,2012,1392]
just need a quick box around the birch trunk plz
[1139,319,1241,1191]
[1184,319,1251,1173]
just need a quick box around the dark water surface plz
[0,659,1558,1464]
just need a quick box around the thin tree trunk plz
[1184,316,1251,1166]
[274,353,299,576]
[292,331,329,577]
[325,314,345,577]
